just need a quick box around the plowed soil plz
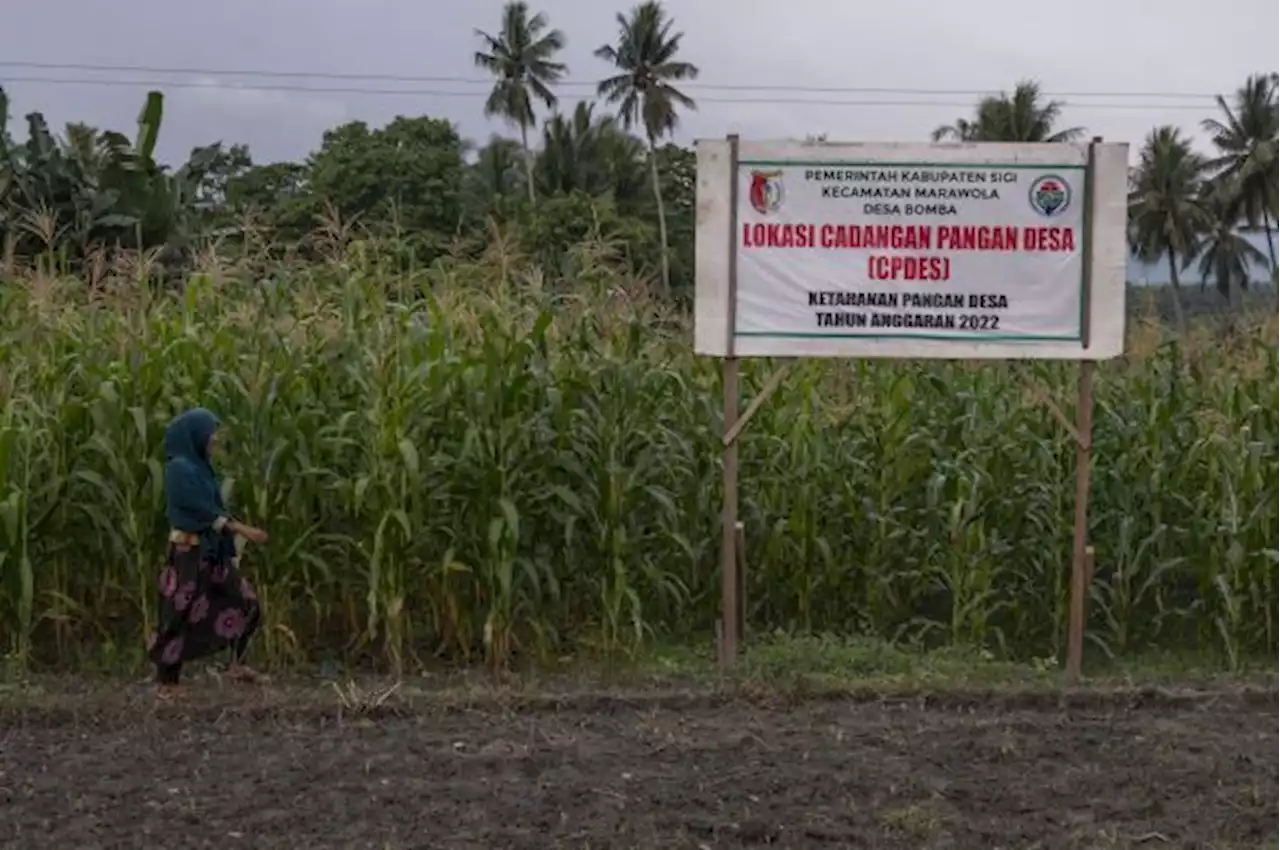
[0,681,1274,849]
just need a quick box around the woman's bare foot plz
[228,663,270,685]
[155,684,183,701]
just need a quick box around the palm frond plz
[653,60,698,82]
[527,77,559,110]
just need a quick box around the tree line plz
[0,1,1275,320]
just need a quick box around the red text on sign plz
[741,223,1077,253]
[867,255,952,281]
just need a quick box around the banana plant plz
[0,89,212,269]
[135,90,163,164]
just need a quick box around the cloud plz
[1,0,1274,164]
[182,77,348,124]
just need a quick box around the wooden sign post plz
[694,136,1129,674]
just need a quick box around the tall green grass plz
[1,247,1276,671]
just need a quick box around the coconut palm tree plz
[595,0,699,294]
[536,102,644,198]
[932,81,1085,143]
[1128,126,1212,333]
[474,1,567,203]
[1201,72,1279,273]
[1189,188,1269,309]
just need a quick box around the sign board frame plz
[695,136,1129,681]
[695,138,1130,360]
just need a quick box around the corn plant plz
[0,247,1276,672]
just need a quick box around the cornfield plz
[1,247,1276,672]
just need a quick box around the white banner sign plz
[694,140,1129,360]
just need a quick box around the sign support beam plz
[1065,136,1103,685]
[719,134,742,668]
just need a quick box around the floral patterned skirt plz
[147,531,261,676]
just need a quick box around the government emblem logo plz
[1028,174,1070,217]
[748,169,785,215]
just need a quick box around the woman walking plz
[147,407,269,698]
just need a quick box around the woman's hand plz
[229,521,269,544]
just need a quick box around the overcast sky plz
[2,0,1276,167]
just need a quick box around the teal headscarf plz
[163,408,227,534]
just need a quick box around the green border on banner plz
[733,160,1090,344]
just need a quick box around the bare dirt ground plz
[0,680,1275,850]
